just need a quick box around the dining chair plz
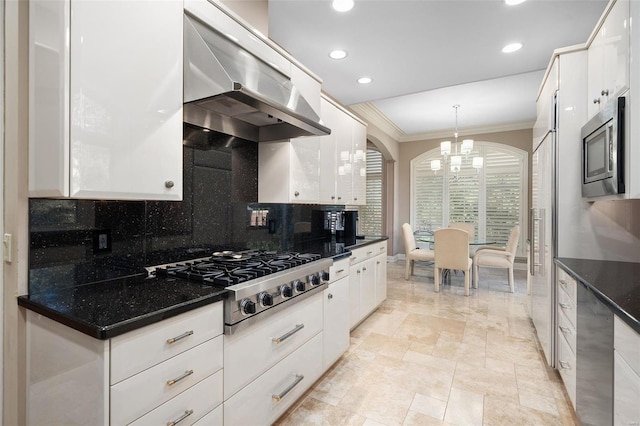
[448,222,475,242]
[401,223,435,280]
[434,228,473,296]
[473,225,520,293]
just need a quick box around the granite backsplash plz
[29,127,346,295]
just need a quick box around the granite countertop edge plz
[18,290,228,340]
[555,257,640,335]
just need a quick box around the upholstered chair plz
[473,225,520,293]
[401,223,435,280]
[434,228,473,296]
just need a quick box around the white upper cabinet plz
[29,0,183,200]
[587,0,630,118]
[259,95,368,205]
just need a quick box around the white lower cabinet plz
[349,241,387,329]
[556,266,577,409]
[128,370,223,426]
[223,293,323,400]
[323,258,350,369]
[26,302,224,426]
[111,337,223,425]
[224,333,324,426]
[614,316,640,425]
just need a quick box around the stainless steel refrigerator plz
[530,91,557,367]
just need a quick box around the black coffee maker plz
[312,210,358,245]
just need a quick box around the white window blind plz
[357,149,383,236]
[411,142,527,256]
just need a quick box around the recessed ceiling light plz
[505,0,526,5]
[332,0,354,12]
[357,76,372,84]
[329,49,348,60]
[502,42,523,53]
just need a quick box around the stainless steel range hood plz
[183,13,330,143]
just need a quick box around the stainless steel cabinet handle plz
[337,196,342,200]
[559,303,570,310]
[328,293,333,299]
[363,267,367,271]
[336,269,345,273]
[272,324,304,344]
[559,326,571,334]
[165,180,175,189]
[601,89,609,96]
[559,279,567,287]
[272,374,304,402]
[593,98,601,104]
[167,409,194,426]
[377,261,380,265]
[354,197,358,201]
[367,251,373,255]
[166,369,194,386]
[294,191,300,197]
[331,196,336,200]
[559,360,571,370]
[166,330,194,344]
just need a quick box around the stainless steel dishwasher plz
[576,280,614,426]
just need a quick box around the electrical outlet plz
[92,229,112,254]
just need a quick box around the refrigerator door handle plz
[538,209,545,272]
[529,208,535,276]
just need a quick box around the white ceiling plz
[267,0,609,141]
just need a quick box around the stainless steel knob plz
[294,191,300,197]
[165,180,175,188]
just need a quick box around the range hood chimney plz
[183,13,331,143]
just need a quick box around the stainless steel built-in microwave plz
[581,91,627,198]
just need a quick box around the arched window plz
[411,142,528,256]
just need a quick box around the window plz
[411,142,527,257]
[357,148,384,236]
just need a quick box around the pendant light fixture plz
[431,104,483,177]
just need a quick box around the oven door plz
[583,120,613,185]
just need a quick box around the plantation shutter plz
[357,149,384,236]
[485,148,522,246]
[413,152,443,231]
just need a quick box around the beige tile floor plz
[276,260,577,426]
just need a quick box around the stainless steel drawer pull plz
[559,279,567,287]
[559,360,571,370]
[559,326,571,334]
[166,369,194,386]
[367,251,373,255]
[559,303,570,310]
[328,293,333,299]
[166,330,194,344]
[336,269,345,273]
[272,374,304,402]
[167,409,194,426]
[272,324,304,345]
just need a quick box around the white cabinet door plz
[289,137,321,202]
[351,120,367,205]
[30,0,183,200]
[319,98,340,203]
[614,350,640,426]
[335,109,354,205]
[360,258,377,320]
[374,251,387,306]
[323,277,350,369]
[348,263,361,329]
[587,0,630,118]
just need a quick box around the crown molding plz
[347,102,533,143]
[397,121,535,143]
[347,102,405,140]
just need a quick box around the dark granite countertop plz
[19,236,388,341]
[18,274,228,340]
[555,257,640,334]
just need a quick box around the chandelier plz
[430,105,483,176]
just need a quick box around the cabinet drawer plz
[557,284,577,329]
[111,336,223,425]
[111,303,223,384]
[557,268,577,303]
[614,316,640,376]
[558,308,576,355]
[557,331,576,409]
[330,258,349,282]
[224,333,324,426]
[224,293,323,399]
[192,404,223,425]
[128,369,223,426]
[349,242,386,265]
